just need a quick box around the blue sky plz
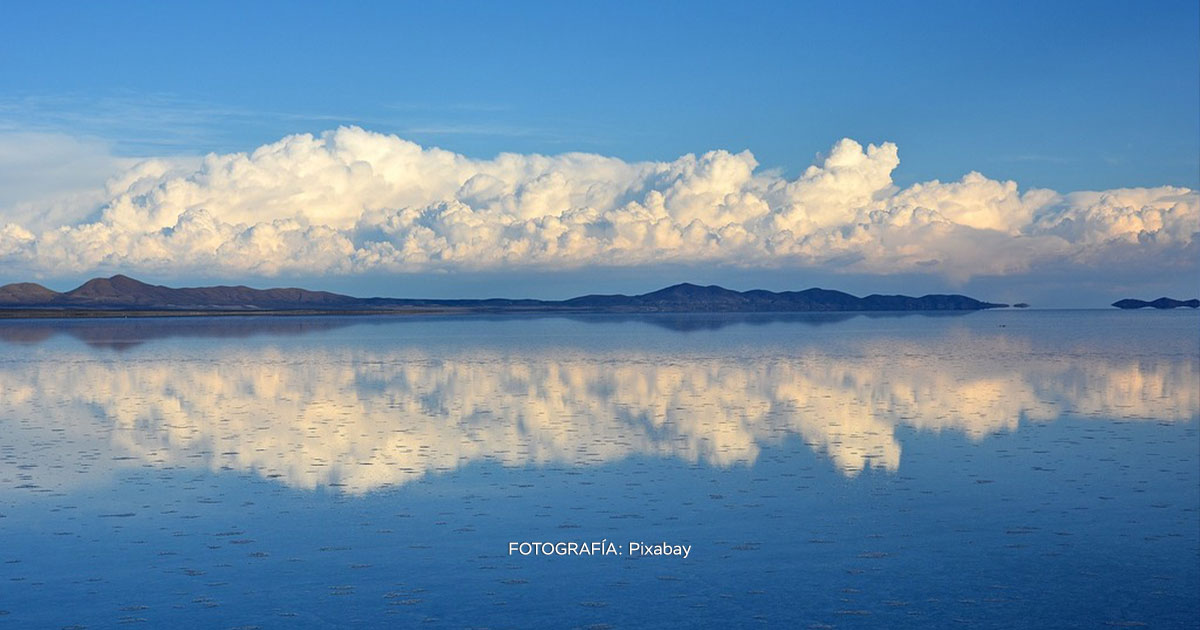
[4,0,1198,190]
[0,1,1196,304]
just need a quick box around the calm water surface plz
[0,310,1197,628]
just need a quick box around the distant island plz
[1112,297,1200,310]
[0,274,1008,317]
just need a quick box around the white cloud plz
[0,126,1195,280]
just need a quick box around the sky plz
[0,0,1196,306]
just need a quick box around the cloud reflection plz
[1,328,1194,494]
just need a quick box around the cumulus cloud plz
[0,126,1195,279]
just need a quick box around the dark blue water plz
[1,310,1196,628]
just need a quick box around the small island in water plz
[1112,298,1200,310]
[0,274,1011,317]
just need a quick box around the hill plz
[1112,297,1200,310]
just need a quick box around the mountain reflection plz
[0,310,967,349]
[0,316,360,350]
[2,326,1195,494]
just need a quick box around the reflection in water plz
[565,310,973,331]
[2,328,1194,494]
[0,316,359,350]
[0,309,968,348]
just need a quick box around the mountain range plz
[0,274,1008,314]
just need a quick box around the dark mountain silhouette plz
[560,283,1002,312]
[0,275,1007,314]
[57,275,357,309]
[1112,297,1200,310]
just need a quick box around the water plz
[0,310,1196,628]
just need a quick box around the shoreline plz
[0,305,1049,320]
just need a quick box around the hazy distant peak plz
[645,283,741,299]
[1112,297,1200,309]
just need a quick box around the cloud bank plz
[0,126,1195,280]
